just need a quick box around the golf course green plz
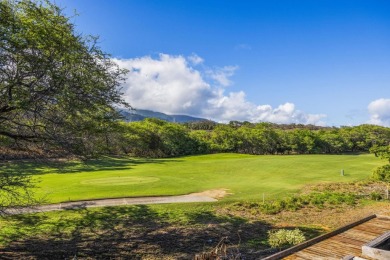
[23,153,384,204]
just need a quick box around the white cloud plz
[114,54,212,115]
[205,90,254,121]
[252,103,326,125]
[187,53,204,65]
[115,53,326,125]
[368,98,390,126]
[206,65,238,87]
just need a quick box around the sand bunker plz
[191,189,232,199]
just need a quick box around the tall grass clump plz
[268,228,306,251]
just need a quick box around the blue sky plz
[56,0,390,126]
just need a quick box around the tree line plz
[95,118,390,158]
[2,116,389,159]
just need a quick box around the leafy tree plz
[339,126,367,152]
[188,130,211,153]
[318,131,347,154]
[119,119,205,157]
[210,124,238,152]
[236,124,280,154]
[370,145,390,162]
[159,123,199,156]
[120,119,164,157]
[0,0,127,157]
[184,120,216,130]
[370,145,390,182]
[0,0,127,213]
[372,164,390,182]
[288,129,317,154]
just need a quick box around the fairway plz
[27,153,384,203]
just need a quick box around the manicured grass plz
[10,153,383,203]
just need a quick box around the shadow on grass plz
[0,157,182,176]
[185,211,246,226]
[0,205,326,259]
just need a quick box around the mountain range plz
[119,109,209,123]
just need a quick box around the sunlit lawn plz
[9,153,383,203]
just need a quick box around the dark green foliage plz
[370,145,390,182]
[302,192,356,208]
[117,119,203,157]
[372,165,390,182]
[370,145,390,162]
[183,120,217,130]
[109,120,390,158]
[0,0,127,157]
[0,0,128,213]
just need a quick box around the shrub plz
[303,192,357,208]
[268,229,306,250]
[370,191,383,201]
[372,165,390,182]
[259,201,283,215]
[283,196,303,211]
[234,191,359,216]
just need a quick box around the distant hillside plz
[119,109,208,123]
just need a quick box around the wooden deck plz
[264,215,390,260]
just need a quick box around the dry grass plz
[194,237,242,260]
[302,181,389,198]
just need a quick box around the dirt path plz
[6,189,230,215]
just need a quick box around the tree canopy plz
[0,0,129,213]
[0,0,127,156]
[109,119,390,158]
[370,144,390,181]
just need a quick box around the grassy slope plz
[21,153,384,203]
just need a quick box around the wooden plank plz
[305,247,340,257]
[321,239,362,250]
[362,222,390,231]
[361,220,390,229]
[280,215,390,260]
[353,225,389,236]
[293,250,330,260]
[353,224,387,233]
[263,214,376,260]
[329,235,365,246]
[353,223,388,232]
[343,229,380,240]
[284,254,313,260]
[299,246,354,258]
[337,232,373,243]
[309,240,361,256]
